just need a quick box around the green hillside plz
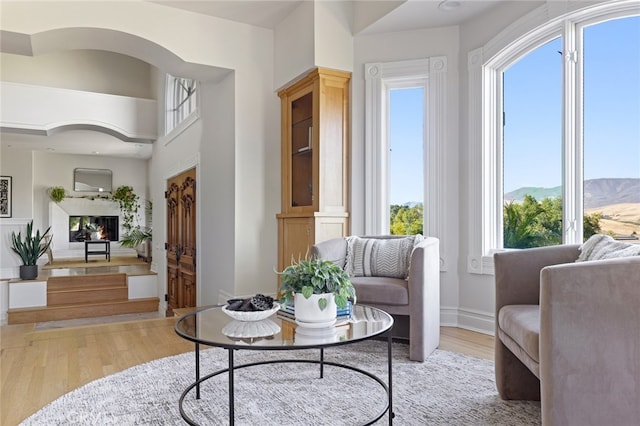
[504,186,561,202]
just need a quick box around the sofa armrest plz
[407,236,440,360]
[539,256,640,425]
[494,244,580,312]
[310,238,348,269]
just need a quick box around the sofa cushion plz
[498,305,540,363]
[350,276,409,305]
[345,236,416,279]
[577,234,640,262]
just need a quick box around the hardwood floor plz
[0,319,494,426]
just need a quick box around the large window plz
[468,2,640,273]
[389,87,424,235]
[365,57,447,269]
[165,74,198,136]
[582,16,640,242]
[502,38,563,248]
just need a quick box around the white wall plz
[353,26,461,325]
[0,148,33,218]
[1,50,154,99]
[274,1,315,90]
[313,1,354,74]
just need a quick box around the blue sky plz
[389,87,424,205]
[503,15,639,193]
[389,15,639,203]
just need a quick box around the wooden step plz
[47,286,129,306]
[47,273,127,292]
[7,298,159,324]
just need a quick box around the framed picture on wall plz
[0,176,12,218]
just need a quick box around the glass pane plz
[583,16,640,243]
[291,92,313,208]
[502,37,563,248]
[389,87,424,235]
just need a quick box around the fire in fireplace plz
[69,216,119,242]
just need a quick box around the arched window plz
[467,2,639,274]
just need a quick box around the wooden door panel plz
[166,168,197,316]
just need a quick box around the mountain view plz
[505,178,640,208]
[505,178,640,239]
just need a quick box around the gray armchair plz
[494,244,640,425]
[311,235,440,361]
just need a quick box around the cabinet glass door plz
[290,92,313,208]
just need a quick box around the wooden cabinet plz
[277,68,350,272]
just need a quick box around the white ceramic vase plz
[294,293,337,324]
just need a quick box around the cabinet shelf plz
[277,68,351,275]
[292,117,312,128]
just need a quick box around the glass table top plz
[175,304,393,350]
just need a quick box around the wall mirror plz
[74,168,113,192]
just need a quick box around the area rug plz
[22,341,540,425]
[42,256,147,269]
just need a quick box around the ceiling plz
[3,0,502,160]
[151,1,502,34]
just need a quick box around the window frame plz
[467,1,640,275]
[164,74,199,140]
[365,57,448,271]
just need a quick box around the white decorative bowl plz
[221,302,280,321]
[222,319,281,338]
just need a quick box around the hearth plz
[69,215,119,242]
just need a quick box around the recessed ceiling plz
[149,0,503,34]
[357,0,503,35]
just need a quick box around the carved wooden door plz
[166,167,197,316]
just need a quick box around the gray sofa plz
[494,244,640,425]
[311,235,440,361]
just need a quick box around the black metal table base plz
[179,331,394,425]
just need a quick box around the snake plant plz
[11,220,52,265]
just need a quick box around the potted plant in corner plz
[10,220,52,280]
[278,257,356,324]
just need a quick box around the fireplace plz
[69,216,119,242]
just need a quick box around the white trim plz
[364,57,448,271]
[456,307,495,336]
[467,1,640,274]
[439,306,459,327]
[161,111,200,147]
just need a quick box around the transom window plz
[165,74,198,136]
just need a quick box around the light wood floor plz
[0,319,494,426]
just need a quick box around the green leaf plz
[301,286,313,298]
[318,297,328,311]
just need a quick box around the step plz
[7,298,159,324]
[47,273,127,292]
[47,286,129,306]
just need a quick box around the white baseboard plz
[456,308,495,336]
[440,306,459,327]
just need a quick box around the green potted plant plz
[48,186,66,203]
[119,227,152,248]
[278,257,356,324]
[111,185,139,234]
[11,220,52,280]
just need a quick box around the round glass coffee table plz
[175,304,394,425]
